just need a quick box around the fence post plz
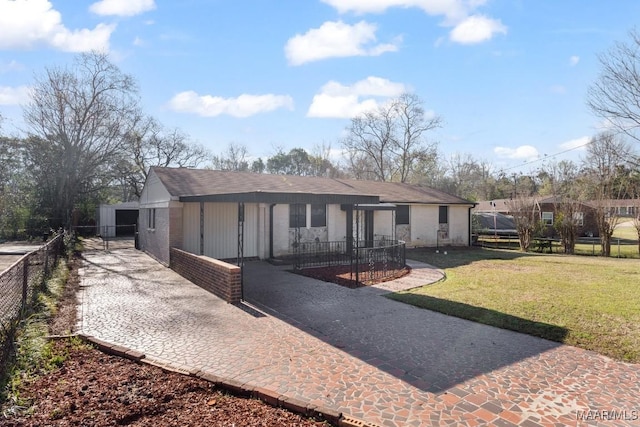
[22,256,29,310]
[44,241,49,277]
[618,239,621,258]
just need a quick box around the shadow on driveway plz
[243,260,562,394]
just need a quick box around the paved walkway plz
[77,246,640,426]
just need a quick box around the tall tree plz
[266,147,312,176]
[23,52,139,228]
[117,115,209,200]
[588,29,640,143]
[342,93,441,182]
[0,135,31,237]
[582,132,634,256]
[506,195,539,252]
[211,142,249,172]
[544,160,581,254]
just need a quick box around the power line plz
[497,139,593,174]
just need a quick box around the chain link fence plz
[0,233,65,368]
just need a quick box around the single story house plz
[96,201,139,237]
[474,196,599,237]
[138,167,476,265]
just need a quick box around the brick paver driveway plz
[78,245,640,426]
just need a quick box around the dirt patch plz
[48,255,81,336]
[2,251,331,426]
[296,263,410,288]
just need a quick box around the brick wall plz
[170,248,242,303]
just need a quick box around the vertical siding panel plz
[204,203,237,259]
[182,203,200,254]
[243,203,258,257]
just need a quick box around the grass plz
[0,257,85,415]
[613,223,639,241]
[391,247,640,362]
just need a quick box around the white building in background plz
[97,201,139,237]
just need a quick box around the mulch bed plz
[296,263,410,288]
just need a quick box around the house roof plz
[474,196,599,213]
[151,167,474,206]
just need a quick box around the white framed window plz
[310,204,327,227]
[542,211,553,226]
[289,204,306,228]
[573,212,584,226]
[148,208,156,229]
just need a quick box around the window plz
[310,204,326,227]
[396,205,410,225]
[289,204,306,228]
[439,206,448,224]
[573,212,584,226]
[542,211,553,226]
[147,208,156,229]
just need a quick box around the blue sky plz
[1,0,639,175]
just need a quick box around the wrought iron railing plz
[293,235,406,286]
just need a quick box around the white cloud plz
[90,0,156,16]
[307,76,407,118]
[449,15,506,44]
[569,55,580,66]
[285,21,400,66]
[0,86,31,105]
[321,0,507,45]
[0,0,114,52]
[559,136,590,151]
[494,145,539,161]
[133,37,145,47]
[167,91,294,118]
[321,0,473,21]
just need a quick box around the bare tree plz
[342,93,441,182]
[308,142,343,178]
[632,190,640,255]
[544,160,582,254]
[343,105,395,181]
[391,93,441,182]
[210,142,249,172]
[506,196,539,252]
[119,115,209,199]
[23,52,139,228]
[582,132,633,256]
[588,28,640,143]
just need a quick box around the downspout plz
[269,204,276,259]
[468,205,474,246]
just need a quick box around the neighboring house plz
[474,196,599,237]
[97,201,139,237]
[599,199,640,218]
[138,167,476,265]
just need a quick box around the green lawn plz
[391,247,640,362]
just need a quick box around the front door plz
[364,210,374,247]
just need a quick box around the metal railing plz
[353,241,407,284]
[293,235,406,286]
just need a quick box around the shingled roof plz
[151,167,474,205]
